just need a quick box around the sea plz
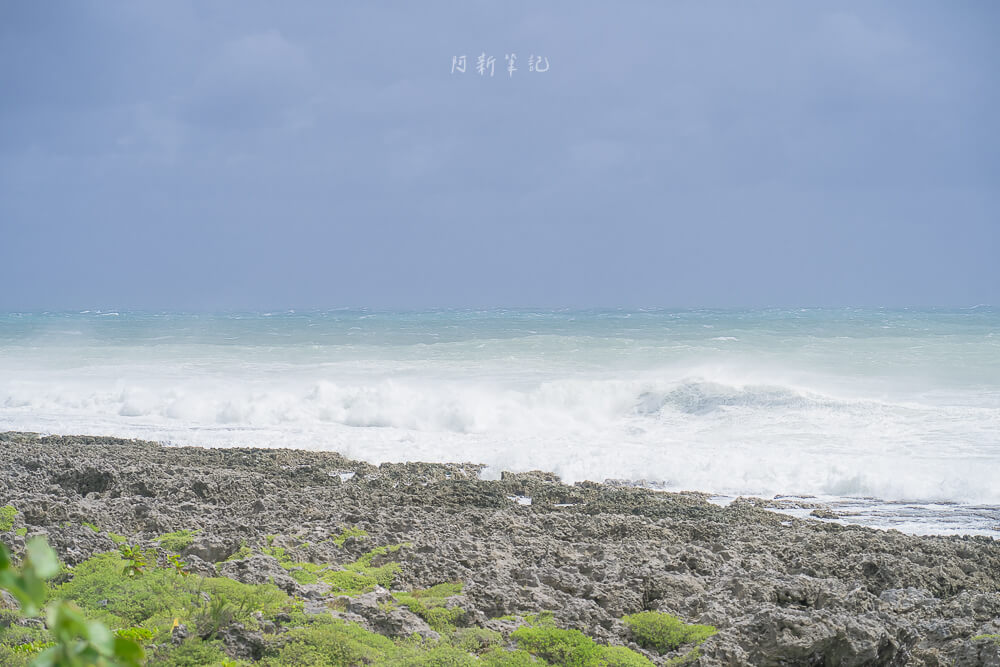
[1,308,997,538]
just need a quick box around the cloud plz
[182,30,316,131]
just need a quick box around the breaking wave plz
[2,308,998,512]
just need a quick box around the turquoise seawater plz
[1,308,998,535]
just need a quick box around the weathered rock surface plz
[1,432,998,666]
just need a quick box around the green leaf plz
[48,602,90,639]
[26,538,60,579]
[113,636,146,664]
[0,573,39,615]
[0,542,11,569]
[29,645,58,667]
[21,568,49,608]
[86,619,115,655]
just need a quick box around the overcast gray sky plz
[1,1,997,309]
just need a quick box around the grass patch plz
[393,582,466,632]
[14,528,26,538]
[0,624,54,666]
[972,634,1000,644]
[331,526,368,547]
[261,614,395,666]
[622,611,716,653]
[225,541,254,562]
[4,537,676,667]
[147,638,230,666]
[478,648,546,666]
[265,542,407,595]
[154,529,200,553]
[82,522,100,533]
[451,627,502,654]
[512,625,653,666]
[665,647,704,666]
[52,550,295,635]
[392,640,478,666]
[0,506,16,532]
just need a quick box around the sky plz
[0,1,997,310]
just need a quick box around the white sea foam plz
[1,309,998,534]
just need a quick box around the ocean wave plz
[2,308,999,511]
[2,372,997,504]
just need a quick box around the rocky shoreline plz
[1,432,999,666]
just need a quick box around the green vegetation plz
[390,639,479,666]
[393,582,466,632]
[82,523,100,534]
[3,534,675,667]
[262,542,406,594]
[118,544,148,578]
[115,627,153,643]
[665,647,703,666]
[478,648,545,666]
[972,633,1000,644]
[261,615,396,666]
[52,550,294,633]
[511,625,653,666]
[106,533,128,546]
[15,527,27,538]
[521,612,555,628]
[148,638,232,666]
[331,526,368,547]
[0,537,145,666]
[166,553,189,576]
[225,541,254,562]
[0,505,16,532]
[622,611,716,653]
[153,529,200,553]
[452,628,502,653]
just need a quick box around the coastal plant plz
[511,625,653,666]
[333,544,405,593]
[82,523,100,534]
[148,638,230,667]
[117,545,147,578]
[194,596,235,639]
[0,623,55,667]
[451,627,502,653]
[621,611,716,653]
[522,611,556,628]
[153,529,199,553]
[0,505,17,532]
[53,550,293,631]
[393,582,466,632]
[0,537,145,666]
[39,600,146,666]
[390,639,478,665]
[264,542,407,594]
[665,647,703,666]
[224,541,253,562]
[331,526,368,547]
[113,627,153,644]
[260,615,395,666]
[165,554,188,577]
[972,633,1000,645]
[478,648,545,666]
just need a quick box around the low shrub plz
[261,615,395,666]
[0,506,16,533]
[622,611,716,653]
[512,625,653,667]
[394,582,466,632]
[154,529,200,553]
